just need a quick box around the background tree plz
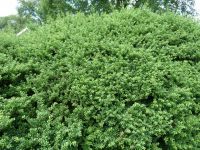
[18,0,76,22]
[134,0,195,15]
[17,0,196,23]
[0,15,27,33]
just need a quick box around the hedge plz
[0,9,200,149]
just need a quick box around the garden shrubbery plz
[0,9,200,149]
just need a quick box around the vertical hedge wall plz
[0,9,200,149]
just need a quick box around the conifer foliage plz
[0,9,200,149]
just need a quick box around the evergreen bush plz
[0,9,200,149]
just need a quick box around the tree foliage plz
[18,0,75,22]
[1,9,200,149]
[0,15,27,33]
[17,0,195,22]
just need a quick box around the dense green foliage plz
[1,9,200,149]
[1,0,195,31]
[18,0,195,22]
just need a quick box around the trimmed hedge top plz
[0,9,200,149]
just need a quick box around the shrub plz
[0,9,200,149]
